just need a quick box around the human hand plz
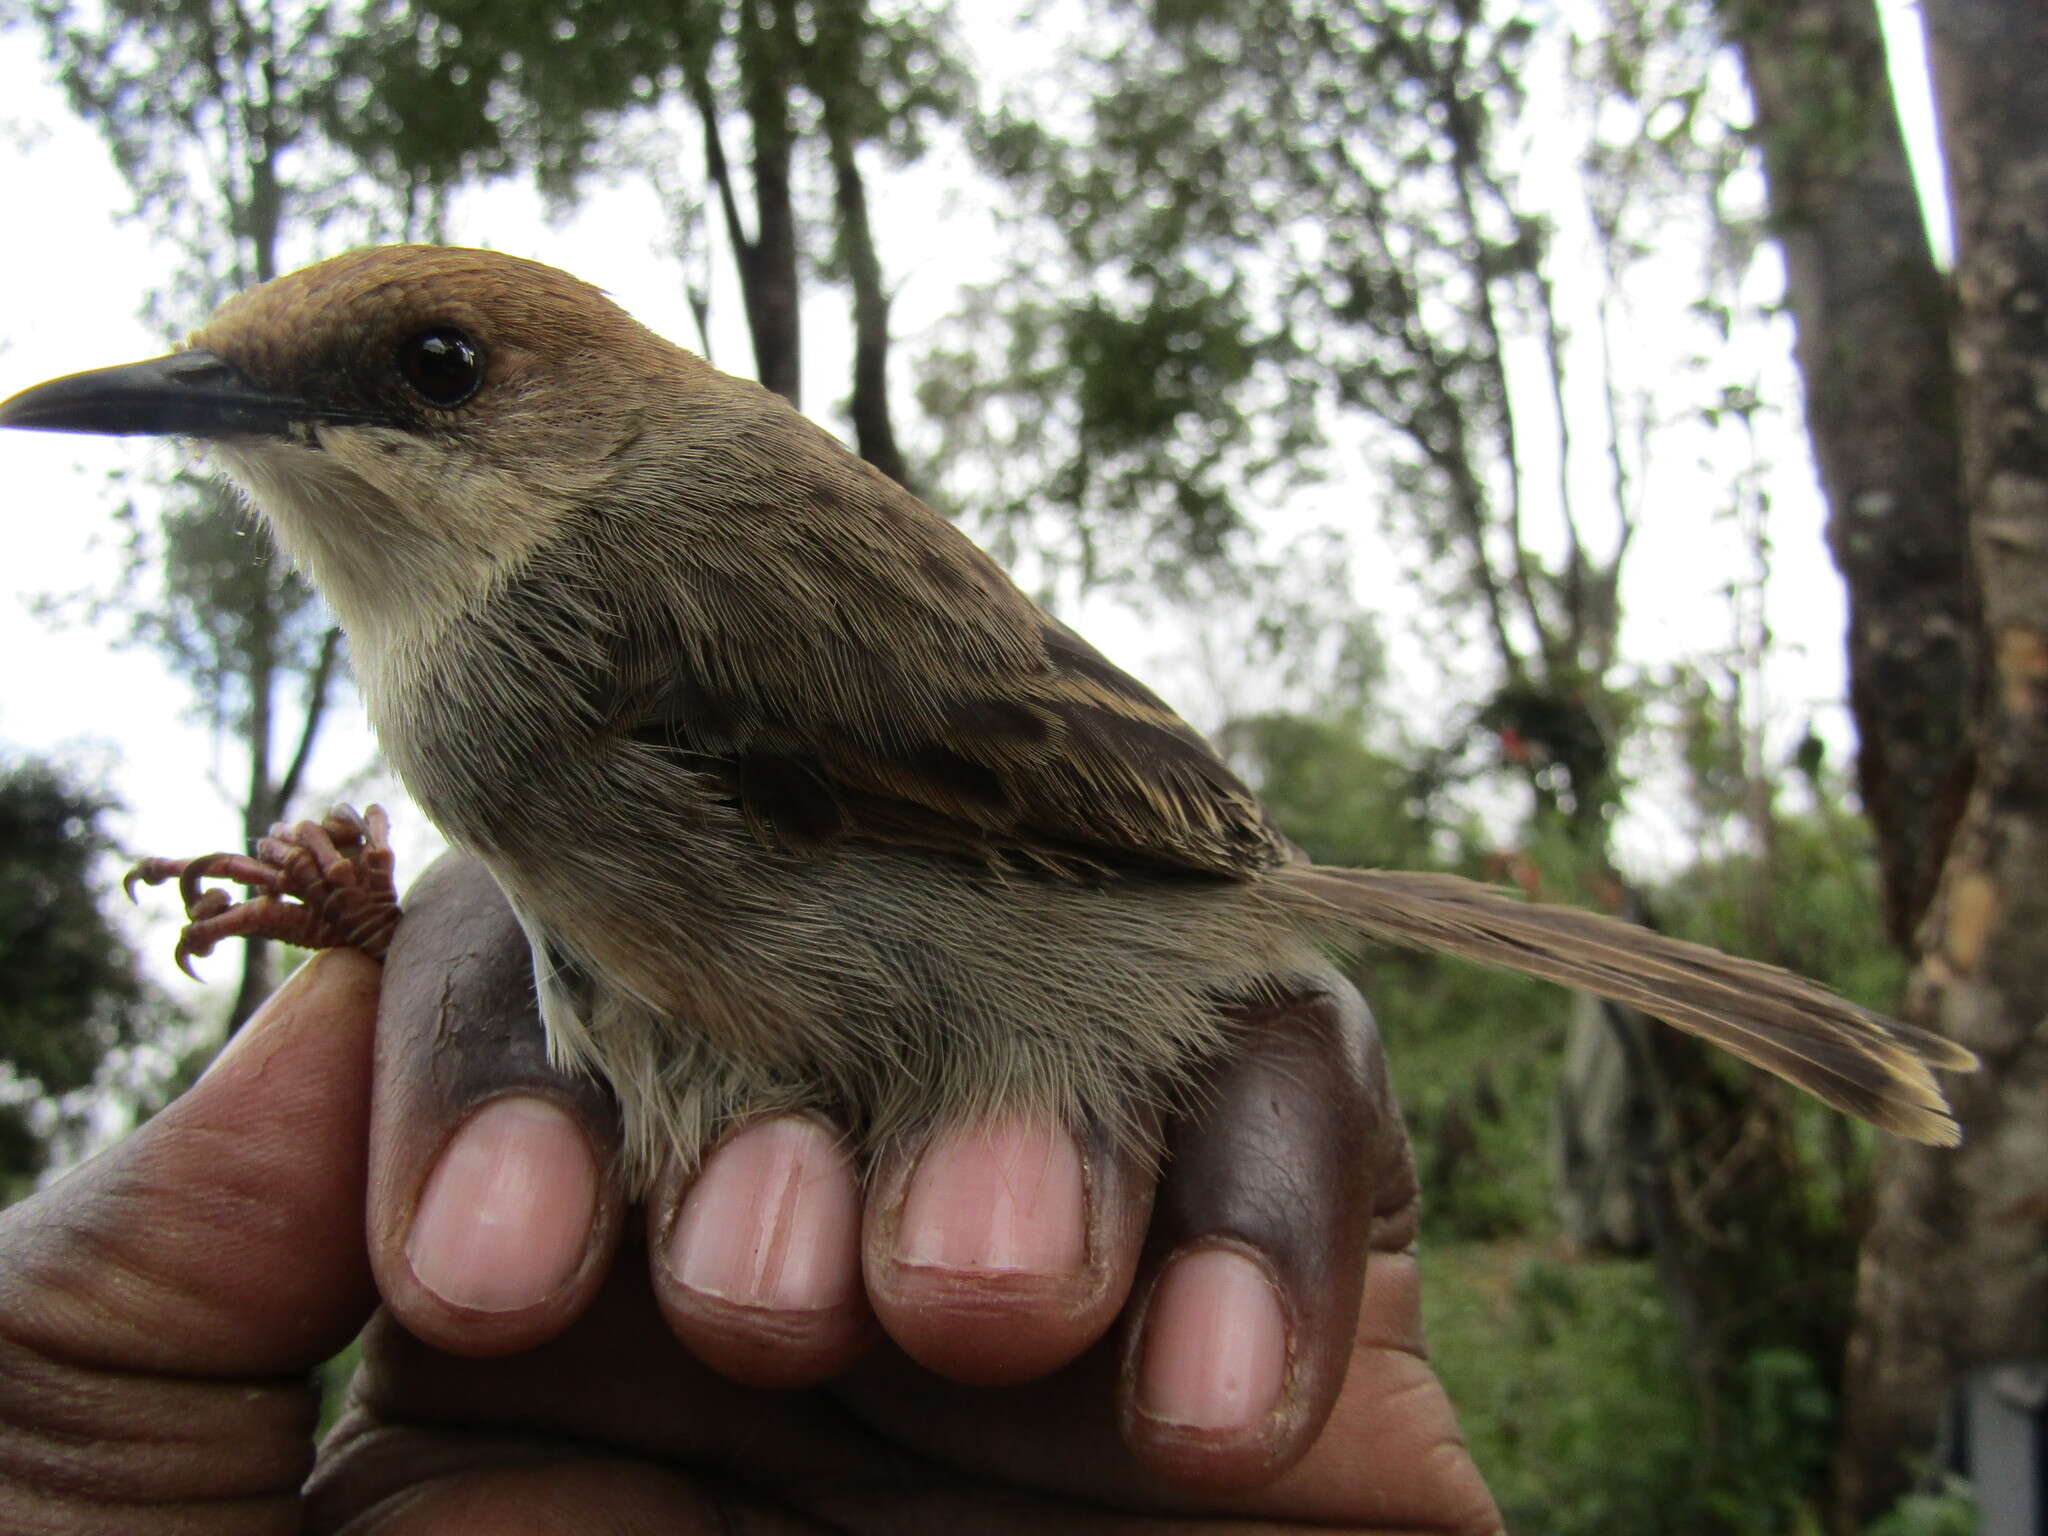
[0,853,1501,1533]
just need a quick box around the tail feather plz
[1279,866,1974,1146]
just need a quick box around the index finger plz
[366,853,626,1356]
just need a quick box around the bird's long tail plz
[1277,865,1975,1146]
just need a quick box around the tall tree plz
[1717,0,1974,952]
[12,0,432,1029]
[1833,0,2048,1521]
[0,754,165,1195]
[942,0,1645,831]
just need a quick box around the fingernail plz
[669,1116,859,1310]
[406,1096,596,1312]
[896,1118,1087,1273]
[1137,1248,1289,1430]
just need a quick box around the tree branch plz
[689,63,751,265]
[821,106,911,488]
[275,622,342,813]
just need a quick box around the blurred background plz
[0,0,2032,1530]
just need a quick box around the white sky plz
[0,4,1951,1000]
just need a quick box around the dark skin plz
[0,855,1501,1533]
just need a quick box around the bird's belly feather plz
[385,696,1334,1182]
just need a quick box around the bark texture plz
[1724,0,1975,949]
[1836,0,2048,1522]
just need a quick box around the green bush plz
[1864,1478,1976,1536]
[1423,1246,1842,1534]
[1425,1245,1701,1533]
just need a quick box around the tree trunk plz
[825,117,912,490]
[1836,0,2048,1522]
[1721,0,1975,951]
[736,0,802,405]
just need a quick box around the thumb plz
[0,948,381,1379]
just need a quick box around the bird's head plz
[0,246,720,653]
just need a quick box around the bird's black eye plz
[398,327,484,407]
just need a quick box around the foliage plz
[1223,711,1432,871]
[1862,1478,1976,1536]
[1426,1244,1839,1534]
[1659,691,1910,1252]
[331,0,968,437]
[921,0,1773,851]
[14,0,412,702]
[1660,772,1908,1018]
[1243,685,1910,1528]
[101,477,342,774]
[328,0,964,197]
[0,754,168,1194]
[1425,1244,1698,1532]
[12,0,435,309]
[1237,704,1578,1239]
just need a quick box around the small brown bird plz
[0,246,1974,1186]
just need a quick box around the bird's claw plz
[123,856,189,905]
[126,803,403,972]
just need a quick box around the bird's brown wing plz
[617,614,1287,880]
[587,485,1287,881]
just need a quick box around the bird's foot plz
[126,804,402,977]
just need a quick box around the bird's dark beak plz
[0,351,379,439]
